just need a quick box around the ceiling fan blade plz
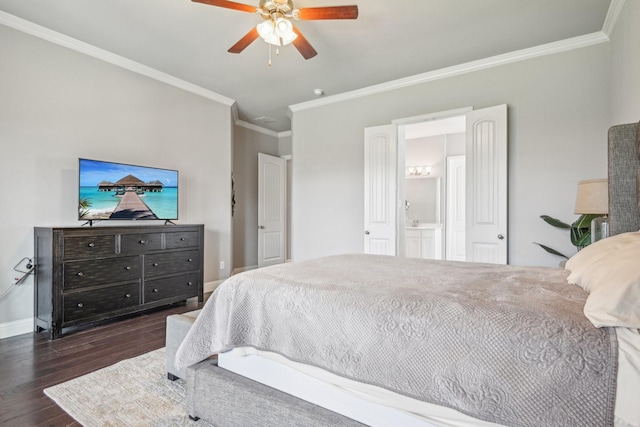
[228,27,260,54]
[191,0,257,14]
[296,5,358,20]
[292,27,317,60]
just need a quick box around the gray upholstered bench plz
[165,309,201,381]
[186,358,366,426]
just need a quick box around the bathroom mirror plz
[405,177,441,224]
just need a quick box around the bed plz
[176,121,640,427]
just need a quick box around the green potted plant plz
[533,214,599,259]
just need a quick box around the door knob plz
[258,225,265,229]
[364,230,370,235]
[498,234,504,240]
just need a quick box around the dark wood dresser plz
[34,224,204,339]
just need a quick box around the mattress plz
[219,326,640,427]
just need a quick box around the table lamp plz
[574,179,609,243]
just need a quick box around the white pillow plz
[565,231,640,328]
[566,231,640,275]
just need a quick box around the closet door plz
[258,153,286,267]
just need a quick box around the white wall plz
[610,0,640,124]
[290,43,611,267]
[0,24,234,336]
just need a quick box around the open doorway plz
[399,115,466,260]
[364,104,507,264]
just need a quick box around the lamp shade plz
[574,179,608,214]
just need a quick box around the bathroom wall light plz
[406,165,431,176]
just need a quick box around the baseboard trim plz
[0,317,33,340]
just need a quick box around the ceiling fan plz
[192,0,358,60]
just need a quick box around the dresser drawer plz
[120,233,163,254]
[145,250,200,277]
[64,235,115,259]
[165,231,200,249]
[144,273,199,303]
[63,283,140,322]
[64,256,141,289]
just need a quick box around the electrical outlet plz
[219,261,225,270]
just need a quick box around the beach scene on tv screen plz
[79,159,178,220]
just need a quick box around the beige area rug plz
[44,348,213,427]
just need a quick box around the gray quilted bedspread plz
[176,254,617,427]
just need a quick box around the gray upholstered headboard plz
[608,121,640,235]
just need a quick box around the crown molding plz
[235,119,291,138]
[601,0,626,39]
[230,103,239,124]
[0,11,236,108]
[1,8,617,130]
[288,31,609,114]
[236,119,278,137]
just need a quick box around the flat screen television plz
[78,158,178,223]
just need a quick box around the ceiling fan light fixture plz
[257,18,297,46]
[198,0,357,60]
[257,20,279,45]
[274,18,296,44]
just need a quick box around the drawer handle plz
[125,293,132,298]
[139,240,146,245]
[152,263,159,267]
[87,243,95,248]
[153,288,159,293]
[77,303,84,308]
[180,237,185,241]
[125,266,131,270]
[77,272,84,277]
[187,281,193,286]
[187,258,193,262]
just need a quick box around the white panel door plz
[446,155,466,261]
[465,104,508,264]
[364,125,397,255]
[258,153,286,268]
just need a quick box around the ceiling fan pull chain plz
[268,44,272,66]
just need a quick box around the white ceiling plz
[0,0,612,133]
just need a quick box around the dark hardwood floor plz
[0,297,207,427]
